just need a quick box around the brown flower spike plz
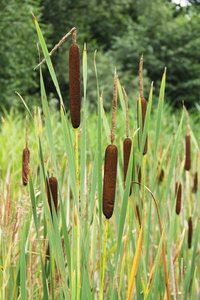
[69,43,81,128]
[47,177,58,216]
[175,182,182,215]
[103,145,118,219]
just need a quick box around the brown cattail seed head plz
[192,172,198,193]
[103,145,118,219]
[137,97,148,155]
[47,177,58,216]
[69,43,81,128]
[123,138,132,195]
[188,216,193,249]
[185,134,191,171]
[175,182,182,215]
[22,147,30,186]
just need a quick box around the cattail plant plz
[188,216,193,249]
[22,116,30,186]
[175,182,182,215]
[69,29,82,300]
[47,176,58,216]
[123,87,132,195]
[185,134,191,171]
[69,29,81,129]
[102,70,118,220]
[46,175,58,260]
[137,54,148,155]
[101,70,118,300]
[192,171,198,193]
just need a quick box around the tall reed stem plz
[75,128,80,300]
[127,198,131,282]
[100,218,109,300]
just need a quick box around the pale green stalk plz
[100,218,109,300]
[75,128,80,300]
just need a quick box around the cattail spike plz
[185,134,191,171]
[175,182,182,215]
[72,29,77,44]
[188,217,193,249]
[111,71,118,144]
[26,116,28,148]
[69,42,81,128]
[137,96,148,155]
[192,172,198,193]
[22,118,30,186]
[139,54,144,99]
[103,145,118,219]
[123,138,132,195]
[47,177,58,216]
[123,87,129,138]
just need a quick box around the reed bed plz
[0,15,199,300]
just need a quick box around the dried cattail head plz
[185,134,191,171]
[123,137,132,195]
[137,97,148,155]
[103,145,118,219]
[175,182,182,215]
[69,43,81,128]
[47,177,58,216]
[188,216,193,249]
[22,147,30,186]
[192,172,198,193]
[137,163,141,183]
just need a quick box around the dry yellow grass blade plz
[126,218,144,300]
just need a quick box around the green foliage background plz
[0,0,200,111]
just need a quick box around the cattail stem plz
[127,199,131,282]
[75,128,80,300]
[50,247,55,299]
[26,116,28,148]
[142,155,147,208]
[100,218,109,300]
[111,70,118,144]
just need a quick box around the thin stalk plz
[142,155,146,251]
[75,128,80,300]
[51,248,55,300]
[100,218,109,300]
[127,198,130,282]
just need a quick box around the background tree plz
[0,0,45,111]
[0,0,199,112]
